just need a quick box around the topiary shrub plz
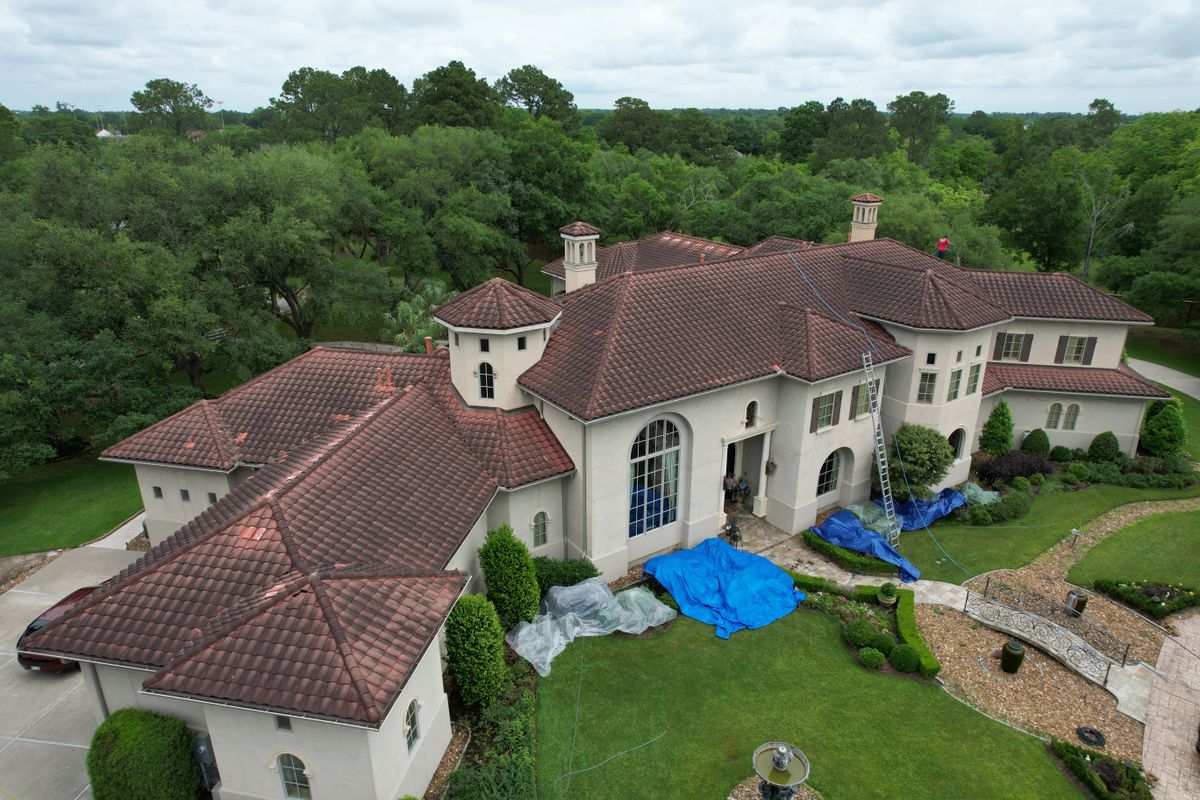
[1011,475,1030,491]
[977,451,1052,485]
[87,708,201,800]
[979,400,1014,456]
[878,582,897,600]
[868,631,896,657]
[988,490,1031,522]
[532,556,600,597]
[1029,472,1046,487]
[842,618,878,648]
[1088,431,1121,462]
[1141,400,1186,457]
[880,423,954,501]
[1050,445,1071,462]
[889,643,920,673]
[479,524,540,629]
[1020,428,1050,456]
[858,647,885,670]
[445,595,507,709]
[1068,461,1091,482]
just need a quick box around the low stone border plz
[426,721,470,800]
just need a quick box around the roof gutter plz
[98,456,237,475]
[981,387,1167,400]
[497,470,576,493]
[857,314,1012,334]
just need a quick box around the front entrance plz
[722,433,768,516]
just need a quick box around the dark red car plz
[17,586,97,672]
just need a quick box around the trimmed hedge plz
[532,556,600,597]
[1089,431,1121,462]
[784,569,837,594]
[1092,579,1200,620]
[1050,445,1072,462]
[966,489,1031,526]
[889,643,920,673]
[1064,458,1196,489]
[1050,738,1153,800]
[868,631,896,656]
[448,689,536,800]
[1020,428,1050,456]
[479,525,540,629]
[896,589,941,678]
[446,595,507,708]
[87,708,201,800]
[803,530,894,575]
[858,647,885,669]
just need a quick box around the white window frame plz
[1063,336,1088,364]
[816,451,840,496]
[916,372,937,404]
[531,511,548,547]
[815,393,837,430]
[405,699,420,752]
[966,363,982,394]
[853,383,871,418]
[1063,403,1080,431]
[946,368,963,401]
[1001,333,1025,360]
[477,362,495,400]
[628,419,680,537]
[1046,402,1062,429]
[278,754,311,800]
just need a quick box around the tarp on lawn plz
[810,510,921,583]
[877,487,966,531]
[643,537,805,639]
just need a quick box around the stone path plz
[1142,609,1200,800]
[1128,359,1200,402]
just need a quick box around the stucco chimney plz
[559,221,601,292]
[849,193,883,242]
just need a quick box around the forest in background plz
[1,62,1198,481]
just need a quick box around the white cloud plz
[0,0,1196,112]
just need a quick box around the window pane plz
[1002,334,1024,360]
[1046,403,1062,429]
[1065,336,1086,363]
[1064,404,1080,430]
[817,452,840,495]
[947,369,962,401]
[917,373,936,404]
[966,364,981,394]
[816,393,835,428]
[629,420,680,537]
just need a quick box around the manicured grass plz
[0,458,142,557]
[899,483,1200,585]
[1127,327,1200,379]
[1067,509,1200,587]
[536,612,1082,800]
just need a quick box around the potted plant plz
[877,582,898,607]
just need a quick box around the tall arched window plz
[278,754,311,799]
[405,699,420,752]
[1064,403,1080,431]
[532,511,548,547]
[1046,402,1062,429]
[477,363,495,400]
[629,419,680,537]
[745,401,758,428]
[948,428,966,459]
[816,451,840,496]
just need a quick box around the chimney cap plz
[851,192,884,204]
[559,221,601,237]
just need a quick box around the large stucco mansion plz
[23,195,1167,800]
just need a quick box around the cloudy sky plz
[2,0,1198,113]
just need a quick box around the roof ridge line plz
[197,400,237,464]
[583,275,634,419]
[312,579,381,723]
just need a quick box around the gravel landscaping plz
[727,776,824,799]
[424,723,470,800]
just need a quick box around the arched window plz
[1064,403,1080,431]
[745,401,758,428]
[405,699,420,752]
[816,451,840,496]
[948,428,966,459]
[278,754,311,799]
[629,419,680,537]
[532,511,548,547]
[477,363,495,400]
[1046,402,1062,429]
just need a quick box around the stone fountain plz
[752,742,809,800]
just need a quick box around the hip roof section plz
[982,362,1170,398]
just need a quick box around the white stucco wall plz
[486,478,566,560]
[986,320,1129,369]
[977,391,1147,456]
[446,325,551,410]
[132,463,253,545]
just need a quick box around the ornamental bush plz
[979,400,1014,455]
[479,524,540,629]
[86,708,201,800]
[1011,475,1031,491]
[977,451,1052,484]
[1088,431,1121,462]
[1050,445,1072,462]
[868,631,896,656]
[889,643,920,673]
[967,505,993,525]
[858,647,885,670]
[1068,462,1091,482]
[1029,472,1046,487]
[1050,739,1153,800]
[842,618,879,648]
[1020,428,1050,456]
[1141,400,1186,457]
[1092,579,1200,620]
[445,595,507,709]
[884,423,954,501]
[532,556,600,597]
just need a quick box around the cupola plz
[849,193,883,242]
[559,221,601,292]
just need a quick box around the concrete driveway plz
[0,547,141,800]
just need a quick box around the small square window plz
[207,492,217,505]
[480,338,490,353]
[275,715,292,731]
[517,336,527,351]
[975,345,982,357]
[1063,336,1088,364]
[152,486,163,499]
[815,392,837,429]
[925,353,936,365]
[956,350,963,363]
[1001,333,1026,360]
[180,489,190,502]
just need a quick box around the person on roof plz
[936,235,952,259]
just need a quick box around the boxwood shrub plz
[1088,431,1121,462]
[532,556,600,597]
[1092,579,1200,619]
[445,595,507,708]
[1050,445,1072,462]
[1011,475,1030,491]
[784,570,837,594]
[842,618,878,648]
[87,708,201,800]
[896,589,941,678]
[803,530,894,575]
[888,643,920,673]
[858,647,885,670]
[479,525,540,629]
[1050,738,1153,799]
[868,631,895,656]
[1020,428,1050,456]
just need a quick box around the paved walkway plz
[1129,359,1200,401]
[1142,610,1200,800]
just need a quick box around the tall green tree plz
[887,91,954,164]
[813,98,892,167]
[779,101,828,163]
[411,61,500,129]
[130,78,213,137]
[990,149,1086,271]
[598,97,666,152]
[271,67,367,143]
[494,64,578,128]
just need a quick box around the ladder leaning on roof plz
[862,352,901,546]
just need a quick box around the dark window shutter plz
[850,384,861,417]
[832,391,843,425]
[1054,336,1068,364]
[1019,334,1033,362]
[810,397,820,433]
[992,331,1006,360]
[1082,337,1097,365]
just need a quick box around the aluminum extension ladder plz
[862,352,901,545]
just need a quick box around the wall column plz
[752,430,773,517]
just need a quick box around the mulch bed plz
[608,564,645,592]
[126,531,151,552]
[423,722,470,800]
[728,776,824,799]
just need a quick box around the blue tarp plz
[877,488,966,531]
[643,538,805,639]
[629,486,676,537]
[811,510,921,583]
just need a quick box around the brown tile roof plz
[852,192,884,203]
[559,221,601,236]
[982,362,1170,399]
[142,568,466,725]
[747,236,819,254]
[541,231,745,281]
[433,278,561,330]
[969,272,1154,323]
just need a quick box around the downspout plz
[81,662,110,719]
[582,423,590,558]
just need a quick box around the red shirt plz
[937,237,951,252]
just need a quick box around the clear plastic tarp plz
[845,502,891,534]
[506,577,676,676]
[961,481,1001,506]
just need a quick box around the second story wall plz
[987,321,1129,370]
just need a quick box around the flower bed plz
[1050,739,1153,800]
[1092,578,1200,619]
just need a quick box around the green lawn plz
[1067,509,1200,587]
[536,612,1081,800]
[0,458,142,557]
[899,483,1200,585]
[1127,327,1200,379]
